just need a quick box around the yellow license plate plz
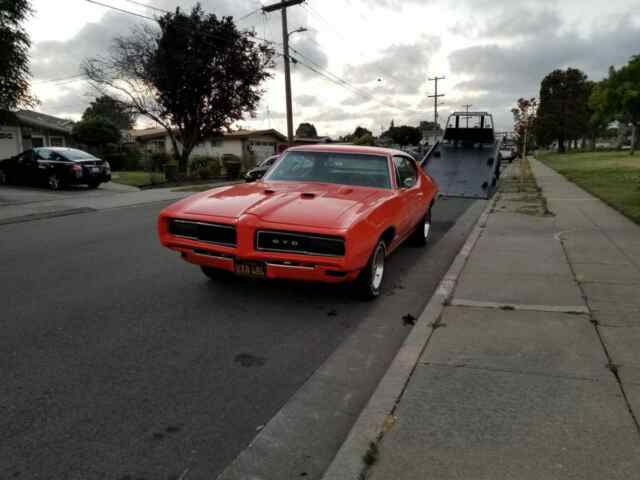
[235,261,266,277]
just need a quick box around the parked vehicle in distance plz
[158,145,438,299]
[0,147,111,190]
[499,143,517,162]
[244,154,279,182]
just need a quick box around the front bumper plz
[158,213,364,284]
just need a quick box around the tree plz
[82,95,135,130]
[511,97,537,156]
[535,68,589,152]
[85,4,275,172]
[590,56,640,155]
[0,0,35,110]
[295,122,317,138]
[353,133,375,146]
[72,118,121,148]
[383,125,421,147]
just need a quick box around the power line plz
[121,0,169,14]
[237,7,263,22]
[32,74,86,85]
[85,0,155,21]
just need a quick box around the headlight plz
[104,161,111,173]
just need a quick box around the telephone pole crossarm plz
[428,76,446,127]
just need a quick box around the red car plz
[158,145,438,298]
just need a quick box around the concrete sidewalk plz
[324,158,640,479]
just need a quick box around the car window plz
[265,151,391,189]
[35,149,56,160]
[57,149,97,161]
[393,156,418,188]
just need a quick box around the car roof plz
[285,144,410,157]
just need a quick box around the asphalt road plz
[0,197,480,480]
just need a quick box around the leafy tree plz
[535,68,590,152]
[295,122,317,138]
[589,56,640,155]
[383,125,421,147]
[72,118,121,148]
[352,126,372,140]
[353,133,375,146]
[82,95,135,130]
[85,4,275,172]
[0,0,35,110]
[511,97,537,154]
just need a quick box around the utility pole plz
[428,76,445,128]
[462,104,472,127]
[262,0,306,145]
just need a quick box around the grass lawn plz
[537,150,640,224]
[110,171,166,187]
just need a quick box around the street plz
[1,197,481,479]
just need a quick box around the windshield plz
[57,149,98,161]
[265,151,391,189]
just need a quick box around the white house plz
[0,110,74,159]
[129,127,287,170]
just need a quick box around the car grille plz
[169,219,237,247]
[256,230,345,257]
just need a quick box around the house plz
[129,127,287,170]
[0,110,74,159]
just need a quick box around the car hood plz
[182,181,393,229]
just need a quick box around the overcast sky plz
[26,0,640,136]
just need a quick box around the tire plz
[200,266,229,280]
[0,169,9,185]
[353,240,386,300]
[47,173,62,190]
[88,181,101,189]
[409,206,432,246]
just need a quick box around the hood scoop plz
[300,192,316,199]
[264,189,276,195]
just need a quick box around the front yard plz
[538,150,640,224]
[110,171,166,188]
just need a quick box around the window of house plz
[50,136,64,147]
[31,136,45,148]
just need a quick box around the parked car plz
[158,145,438,299]
[244,154,279,182]
[0,147,111,190]
[499,144,517,162]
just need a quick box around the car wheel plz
[0,169,9,185]
[353,240,386,300]
[409,206,432,246]
[48,173,62,190]
[201,266,230,280]
[88,181,101,189]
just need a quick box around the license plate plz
[91,167,100,173]
[235,261,266,278]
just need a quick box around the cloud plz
[30,12,139,80]
[478,7,562,38]
[295,95,318,107]
[449,16,640,98]
[344,35,441,95]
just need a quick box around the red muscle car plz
[158,145,438,299]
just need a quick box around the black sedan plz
[0,147,111,190]
[244,154,279,182]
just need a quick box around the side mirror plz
[403,177,415,188]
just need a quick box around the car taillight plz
[72,164,82,172]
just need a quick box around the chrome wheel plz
[371,243,385,290]
[48,174,60,190]
[423,217,431,241]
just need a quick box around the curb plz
[320,193,498,480]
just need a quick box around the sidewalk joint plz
[449,298,589,315]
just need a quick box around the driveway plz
[0,182,138,207]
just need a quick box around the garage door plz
[251,141,276,164]
[0,127,20,160]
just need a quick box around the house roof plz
[129,127,287,142]
[14,110,74,134]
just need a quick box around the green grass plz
[537,150,640,224]
[111,171,166,187]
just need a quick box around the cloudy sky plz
[27,0,640,136]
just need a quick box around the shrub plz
[222,154,242,179]
[150,152,171,172]
[164,162,179,182]
[123,147,143,171]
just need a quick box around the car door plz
[393,155,423,234]
[16,150,38,184]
